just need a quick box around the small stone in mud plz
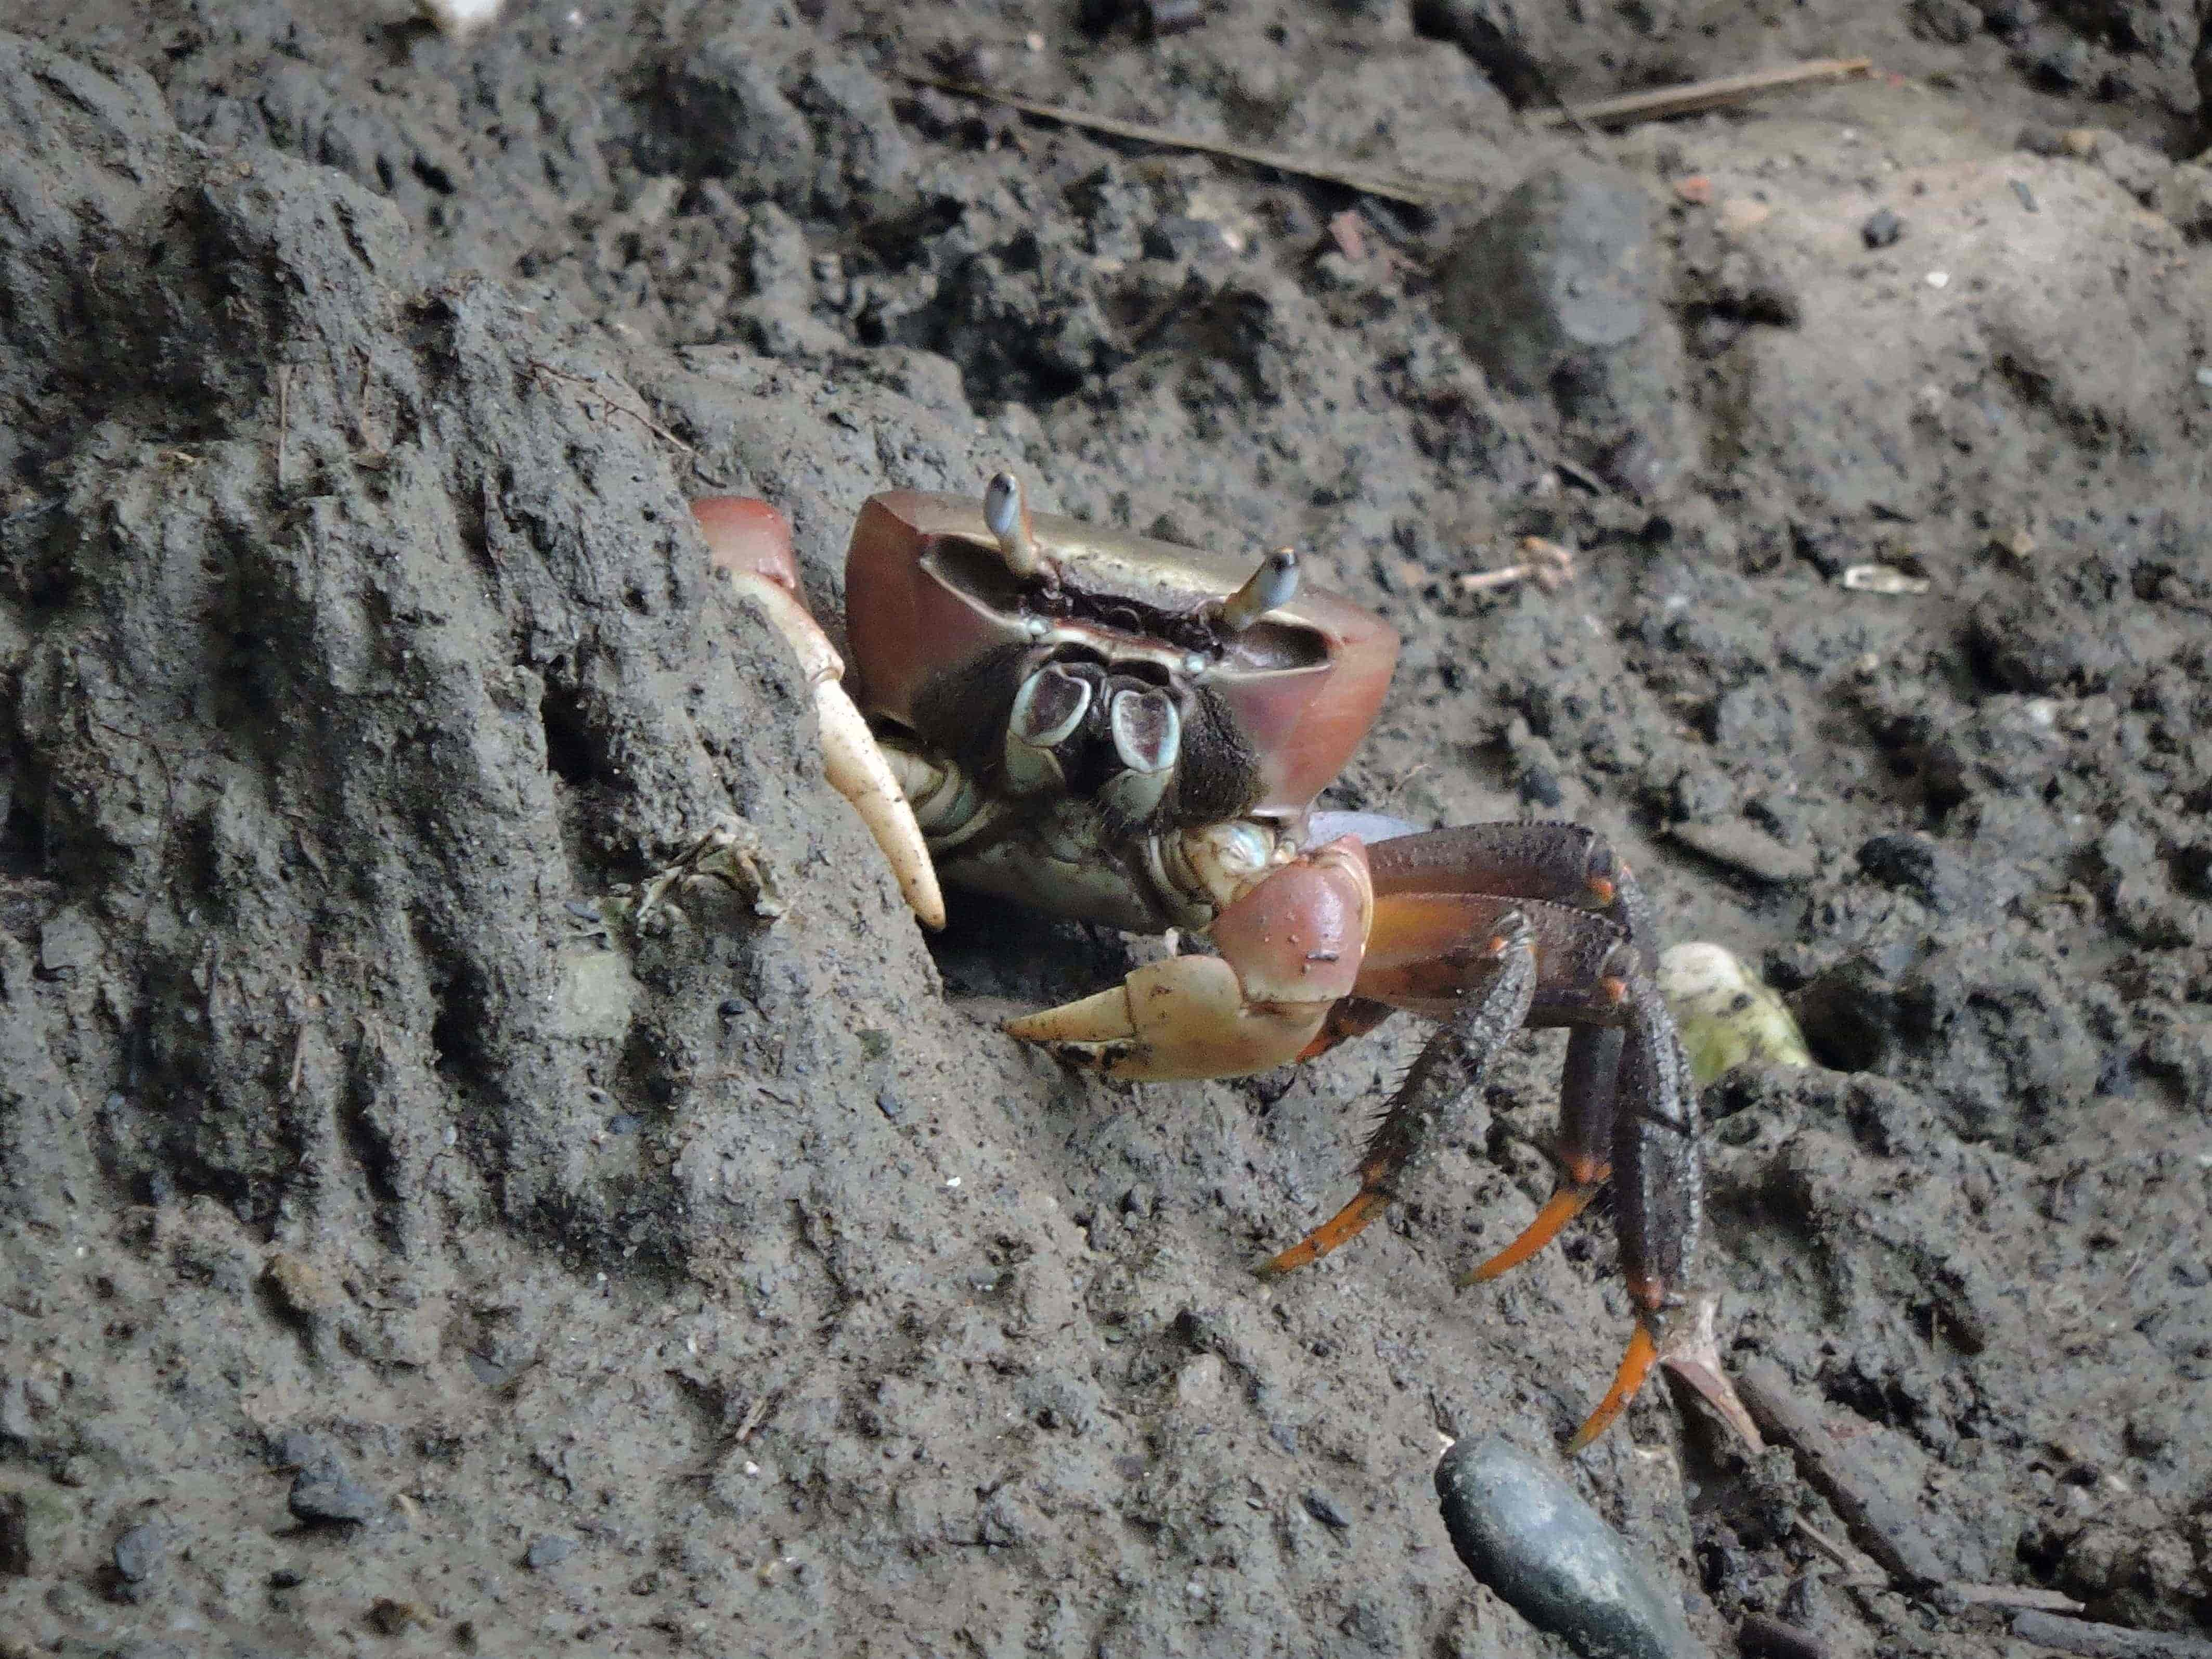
[875,1086,903,1123]
[112,1522,162,1583]
[288,1463,384,1526]
[1434,1435,1705,1659]
[1861,208,1904,249]
[265,1430,333,1472]
[1301,1489,1351,1531]
[526,1534,577,1570]
[1437,163,1652,395]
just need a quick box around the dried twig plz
[899,57,1873,208]
[897,68,1468,207]
[275,365,291,490]
[1459,536,1577,595]
[2011,1611,2212,1659]
[526,360,695,455]
[1738,1360,1947,1589]
[1533,58,1873,129]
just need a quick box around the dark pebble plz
[525,1534,577,1570]
[1855,831,1962,912]
[113,1522,162,1583]
[605,1112,639,1135]
[288,1462,384,1525]
[2010,178,2039,213]
[1143,215,1232,263]
[1518,765,1564,809]
[716,997,745,1019]
[875,1086,903,1123]
[269,1566,304,1588]
[1860,208,1904,249]
[265,1429,333,1472]
[1435,1435,1707,1659]
[1301,1489,1352,1531]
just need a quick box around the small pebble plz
[1301,1489,1352,1531]
[605,1112,639,1136]
[2010,179,2039,213]
[874,1086,903,1123]
[112,1523,162,1584]
[525,1534,577,1571]
[1860,207,1903,248]
[1434,1435,1707,1659]
[288,1463,384,1525]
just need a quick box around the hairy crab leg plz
[1256,908,1540,1276]
[1568,974,1697,1451]
[692,497,946,930]
[1301,879,1700,1448]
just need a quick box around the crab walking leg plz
[1566,976,1699,1452]
[692,497,946,930]
[1458,1025,1618,1284]
[1003,838,1373,1079]
[1364,823,1664,1283]
[1257,909,1540,1276]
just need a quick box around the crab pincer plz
[691,496,945,930]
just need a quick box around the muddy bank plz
[1,3,2209,1655]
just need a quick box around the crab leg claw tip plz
[1254,1187,1389,1278]
[1456,1180,1601,1287]
[1564,1320,1659,1455]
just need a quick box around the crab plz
[685,474,1701,1451]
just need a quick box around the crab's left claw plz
[1005,838,1373,1079]
[693,497,946,930]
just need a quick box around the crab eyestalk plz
[982,471,1041,579]
[1217,547,1300,635]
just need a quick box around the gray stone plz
[288,1463,383,1525]
[1434,1435,1707,1659]
[1438,164,1653,396]
[525,1534,577,1570]
[113,1522,163,1583]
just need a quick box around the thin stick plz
[897,68,1468,207]
[275,365,291,490]
[2011,1610,2212,1659]
[1534,58,1872,128]
[526,360,696,455]
[899,56,1874,207]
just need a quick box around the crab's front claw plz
[1005,838,1372,1079]
[693,497,946,931]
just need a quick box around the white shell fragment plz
[1840,562,1931,596]
[417,0,505,35]
[1657,942,1812,1086]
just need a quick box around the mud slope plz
[2,4,2208,1655]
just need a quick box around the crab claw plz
[1005,838,1372,1079]
[693,497,946,930]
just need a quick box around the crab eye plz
[1217,547,1300,635]
[1009,664,1093,749]
[1108,688,1181,776]
[982,471,1040,578]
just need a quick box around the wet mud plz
[1,2,2208,1654]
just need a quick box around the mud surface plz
[2,2,2209,1655]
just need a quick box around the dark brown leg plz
[1256,910,1539,1277]
[1566,976,1698,1451]
[1456,1024,1617,1283]
[1294,995,1396,1063]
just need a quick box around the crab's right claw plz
[693,497,946,931]
[1004,839,1372,1079]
